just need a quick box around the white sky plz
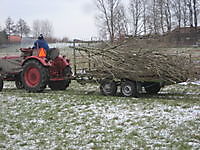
[0,0,129,40]
[0,0,100,40]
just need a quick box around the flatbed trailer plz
[70,40,193,97]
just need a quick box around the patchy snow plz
[179,80,200,86]
[0,81,199,149]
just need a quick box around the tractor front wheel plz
[48,80,70,90]
[21,60,48,92]
[15,80,24,89]
[48,66,72,91]
[0,78,3,92]
[15,73,24,89]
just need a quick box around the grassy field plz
[0,45,200,149]
[0,81,199,150]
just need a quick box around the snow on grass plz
[161,81,200,97]
[179,81,200,86]
[0,81,199,149]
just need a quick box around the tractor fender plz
[57,56,70,66]
[22,56,51,67]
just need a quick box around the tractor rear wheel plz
[0,78,3,92]
[121,80,138,97]
[21,60,48,92]
[144,82,161,94]
[48,80,70,90]
[100,79,117,96]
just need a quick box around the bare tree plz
[187,0,194,27]
[95,0,200,39]
[186,0,199,28]
[32,19,53,39]
[96,0,123,42]
[157,0,165,33]
[129,0,163,35]
[41,20,53,38]
[142,0,148,35]
[182,0,188,27]
[193,0,198,28]
[152,0,161,34]
[5,17,16,36]
[32,20,41,38]
[164,0,172,32]
[16,18,30,38]
[129,0,143,36]
[115,4,129,38]
[172,0,182,29]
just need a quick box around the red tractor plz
[0,47,72,92]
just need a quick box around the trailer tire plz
[100,79,117,96]
[144,82,161,94]
[121,80,137,97]
[0,78,3,92]
[48,80,70,90]
[21,60,48,92]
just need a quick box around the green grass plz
[0,81,199,149]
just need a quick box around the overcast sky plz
[0,0,100,40]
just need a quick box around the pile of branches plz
[74,42,196,84]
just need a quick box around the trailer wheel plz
[21,60,48,92]
[121,80,137,97]
[144,82,161,94]
[100,79,117,96]
[0,78,3,92]
[48,80,70,90]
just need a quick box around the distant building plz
[8,35,21,43]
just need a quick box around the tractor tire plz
[121,80,138,97]
[21,60,49,92]
[48,80,70,91]
[15,80,24,89]
[100,79,117,96]
[64,66,72,78]
[0,78,3,92]
[144,82,161,94]
[48,66,72,91]
[15,73,24,89]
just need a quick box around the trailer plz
[70,39,200,97]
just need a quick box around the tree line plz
[4,17,30,38]
[0,17,54,45]
[96,0,200,42]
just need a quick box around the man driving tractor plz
[32,34,49,58]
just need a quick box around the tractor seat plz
[20,48,33,57]
[47,48,60,60]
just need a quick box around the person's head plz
[38,34,44,40]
